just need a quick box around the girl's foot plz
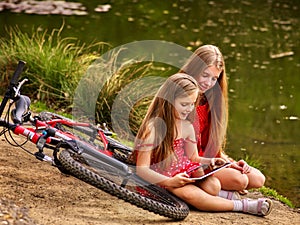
[242,198,273,216]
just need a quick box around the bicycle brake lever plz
[14,78,28,98]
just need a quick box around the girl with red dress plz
[180,45,266,193]
[132,73,272,216]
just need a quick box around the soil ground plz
[0,136,299,225]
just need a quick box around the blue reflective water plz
[0,0,299,206]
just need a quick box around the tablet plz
[189,162,233,180]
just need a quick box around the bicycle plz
[0,60,189,220]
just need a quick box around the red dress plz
[193,102,223,159]
[150,138,200,177]
[193,102,210,157]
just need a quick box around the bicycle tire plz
[58,149,189,220]
[38,111,133,164]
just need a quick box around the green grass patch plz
[29,101,49,113]
[258,186,294,208]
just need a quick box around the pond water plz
[1,0,299,207]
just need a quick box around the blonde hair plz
[133,73,200,168]
[180,45,228,157]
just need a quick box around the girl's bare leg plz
[197,176,221,196]
[244,167,265,189]
[168,184,234,211]
[214,168,248,191]
[167,184,273,216]
[214,167,265,191]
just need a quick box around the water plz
[1,0,299,206]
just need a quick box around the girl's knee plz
[200,176,221,196]
[248,173,265,188]
[234,174,249,190]
[215,168,249,190]
[223,174,248,191]
[257,174,266,187]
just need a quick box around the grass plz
[0,24,107,112]
[258,186,294,208]
[243,155,263,169]
[0,25,173,136]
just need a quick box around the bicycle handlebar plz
[10,60,26,86]
[0,60,26,118]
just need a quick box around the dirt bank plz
[0,137,299,225]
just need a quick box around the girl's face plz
[197,65,221,93]
[174,91,198,120]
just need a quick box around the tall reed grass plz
[0,26,171,135]
[72,48,170,138]
[0,25,106,111]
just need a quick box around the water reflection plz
[0,0,299,206]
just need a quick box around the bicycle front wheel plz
[58,149,189,220]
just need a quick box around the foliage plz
[72,50,169,139]
[258,186,294,208]
[0,25,107,112]
[243,154,264,171]
[0,26,174,137]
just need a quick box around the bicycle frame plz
[41,119,110,151]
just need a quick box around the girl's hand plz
[231,160,251,174]
[165,173,195,188]
[210,158,226,168]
